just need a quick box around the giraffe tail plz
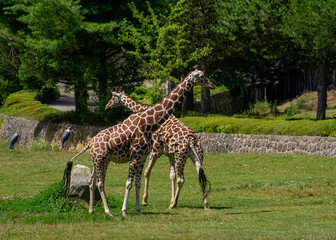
[62,144,91,197]
[187,136,211,196]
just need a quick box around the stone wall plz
[0,114,106,150]
[1,113,336,156]
[196,133,336,157]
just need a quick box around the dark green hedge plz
[180,115,336,137]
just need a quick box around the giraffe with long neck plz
[105,88,210,209]
[64,68,214,216]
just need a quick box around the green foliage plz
[120,0,212,102]
[0,90,63,121]
[0,27,22,106]
[0,182,123,216]
[282,0,336,65]
[26,181,71,213]
[248,100,271,117]
[27,138,52,151]
[0,90,128,125]
[285,103,301,118]
[180,115,336,137]
[130,83,166,105]
[285,97,306,118]
[214,0,287,93]
[36,85,60,104]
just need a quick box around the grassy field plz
[0,141,336,239]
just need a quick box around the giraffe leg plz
[142,149,161,206]
[135,162,145,214]
[96,163,112,216]
[169,155,186,209]
[88,167,96,215]
[122,159,137,217]
[169,157,176,206]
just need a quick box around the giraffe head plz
[105,87,123,111]
[189,66,215,90]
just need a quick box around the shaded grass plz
[1,141,336,239]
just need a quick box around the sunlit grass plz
[0,141,336,239]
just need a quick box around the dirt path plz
[48,83,75,111]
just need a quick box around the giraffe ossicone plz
[64,68,214,217]
[105,88,210,210]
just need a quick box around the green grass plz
[0,141,336,239]
[180,115,336,137]
[0,90,67,122]
[0,90,126,125]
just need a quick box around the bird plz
[61,127,72,148]
[9,133,19,153]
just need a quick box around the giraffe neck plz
[121,93,149,113]
[161,75,193,113]
[148,75,193,125]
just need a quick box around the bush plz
[180,115,336,137]
[286,102,303,118]
[26,181,71,212]
[36,86,60,104]
[247,100,271,116]
[27,139,52,151]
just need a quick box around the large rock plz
[68,164,100,203]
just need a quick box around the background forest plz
[1,0,336,123]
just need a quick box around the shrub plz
[27,139,52,151]
[26,181,71,212]
[180,115,336,137]
[36,86,60,104]
[247,100,271,116]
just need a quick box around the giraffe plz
[64,67,214,217]
[105,88,210,210]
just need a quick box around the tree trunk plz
[182,86,193,111]
[98,75,108,113]
[167,80,176,93]
[316,64,328,120]
[74,79,88,116]
[201,87,211,115]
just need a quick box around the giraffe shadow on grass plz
[171,205,232,210]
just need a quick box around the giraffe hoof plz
[169,204,176,209]
[106,212,113,217]
[142,201,148,206]
[122,211,127,218]
[204,206,210,210]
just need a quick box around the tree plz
[181,0,218,114]
[282,0,336,119]
[0,1,26,104]
[5,0,138,118]
[9,0,90,114]
[215,0,288,98]
[120,0,212,104]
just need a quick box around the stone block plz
[68,164,100,203]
